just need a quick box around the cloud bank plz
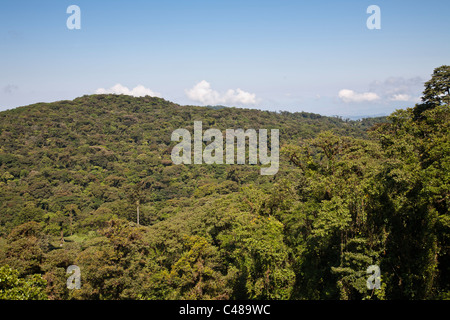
[338,89,380,103]
[186,80,257,106]
[95,84,161,97]
[369,76,423,103]
[339,76,424,104]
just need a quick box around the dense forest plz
[0,66,448,300]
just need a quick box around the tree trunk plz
[136,199,140,225]
[60,228,64,247]
[69,210,73,236]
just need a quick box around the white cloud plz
[338,89,380,103]
[185,80,257,105]
[95,84,161,97]
[390,94,411,102]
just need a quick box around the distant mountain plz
[341,113,388,121]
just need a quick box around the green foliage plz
[414,65,450,119]
[422,65,450,107]
[373,104,449,298]
[167,235,233,299]
[0,265,47,300]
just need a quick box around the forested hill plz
[0,92,448,300]
[0,93,380,231]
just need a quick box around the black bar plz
[0,300,446,319]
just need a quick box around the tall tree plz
[414,65,450,118]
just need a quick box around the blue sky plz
[1,0,449,117]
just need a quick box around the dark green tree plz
[414,65,450,119]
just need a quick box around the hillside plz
[0,93,448,300]
[0,94,378,231]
